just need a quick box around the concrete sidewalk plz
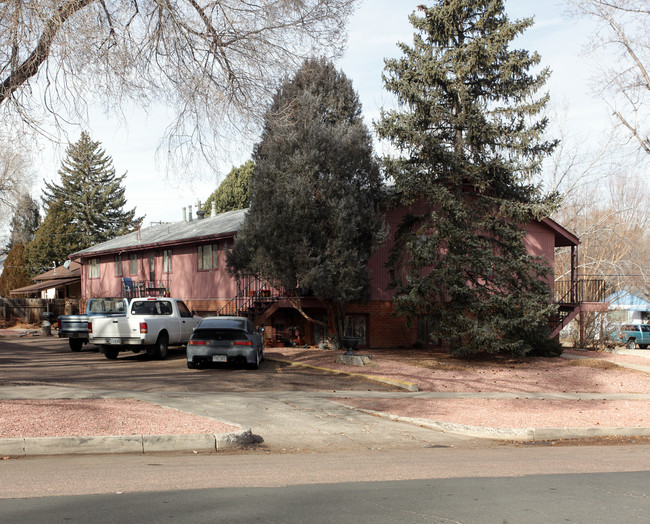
[2,384,650,457]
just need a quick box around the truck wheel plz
[187,361,198,369]
[155,333,169,360]
[639,344,648,349]
[104,347,119,359]
[69,339,83,352]
[626,339,636,349]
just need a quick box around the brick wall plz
[185,299,228,316]
[347,301,417,348]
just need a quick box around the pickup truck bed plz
[58,298,129,351]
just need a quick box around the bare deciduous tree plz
[569,0,650,154]
[554,170,650,298]
[0,0,358,163]
[0,143,34,245]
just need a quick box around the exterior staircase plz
[550,279,607,338]
[217,276,282,324]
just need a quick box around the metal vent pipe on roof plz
[188,204,193,221]
[211,201,217,217]
[182,207,187,222]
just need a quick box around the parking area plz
[0,336,400,393]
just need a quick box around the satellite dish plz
[63,260,71,269]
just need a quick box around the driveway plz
[0,336,401,392]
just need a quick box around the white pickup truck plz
[88,297,201,360]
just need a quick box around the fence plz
[0,298,68,325]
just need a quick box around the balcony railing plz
[121,278,170,298]
[554,279,606,305]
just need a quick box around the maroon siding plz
[76,202,577,349]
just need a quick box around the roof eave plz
[71,230,238,260]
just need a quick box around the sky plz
[31,0,608,229]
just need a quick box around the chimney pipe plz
[188,204,193,221]
[182,207,186,222]
[211,201,217,217]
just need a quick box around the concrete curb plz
[0,428,254,457]
[342,405,650,441]
[267,357,420,392]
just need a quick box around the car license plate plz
[212,355,227,362]
[109,338,121,344]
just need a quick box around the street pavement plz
[1,333,650,456]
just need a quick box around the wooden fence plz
[0,298,69,324]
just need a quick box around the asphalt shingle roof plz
[71,208,247,258]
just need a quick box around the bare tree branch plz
[570,0,650,154]
[0,0,358,171]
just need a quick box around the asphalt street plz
[2,468,649,523]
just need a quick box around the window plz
[417,316,442,347]
[163,249,172,273]
[178,301,192,318]
[344,314,367,346]
[129,254,138,276]
[313,315,329,346]
[198,244,219,270]
[89,258,100,279]
[114,255,122,277]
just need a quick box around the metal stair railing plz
[217,276,283,320]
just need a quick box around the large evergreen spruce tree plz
[228,58,384,344]
[42,132,141,249]
[375,1,559,356]
[25,199,84,271]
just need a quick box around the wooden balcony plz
[120,278,170,298]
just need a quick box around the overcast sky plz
[33,0,609,228]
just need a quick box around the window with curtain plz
[129,253,138,275]
[89,258,100,279]
[198,244,219,270]
[163,249,172,273]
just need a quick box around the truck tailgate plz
[92,318,136,339]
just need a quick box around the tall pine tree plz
[41,132,141,249]
[375,1,559,356]
[228,58,385,344]
[25,199,84,271]
[7,193,40,250]
[0,243,31,297]
[203,161,253,214]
